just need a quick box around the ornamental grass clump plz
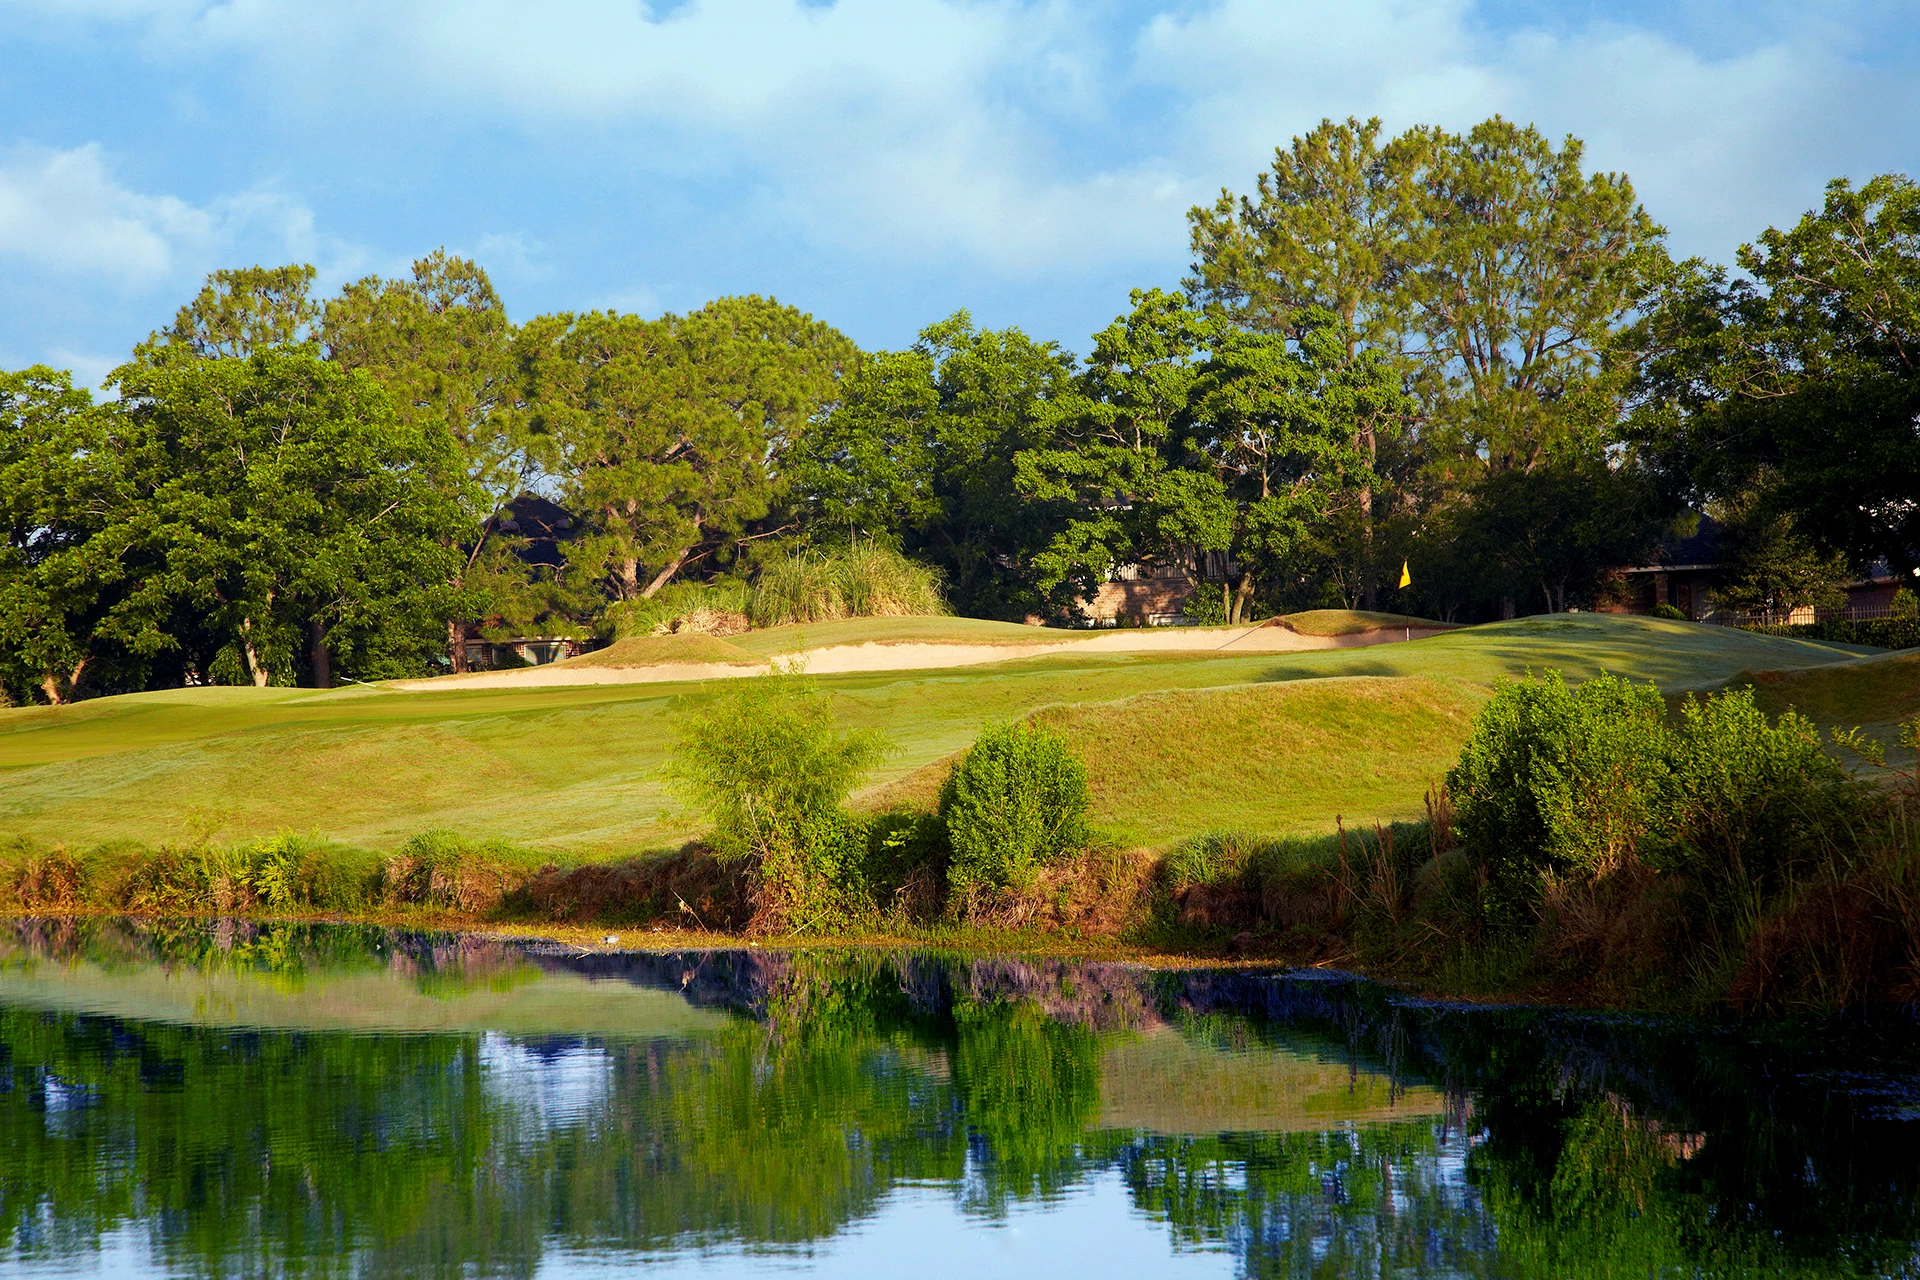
[670,670,891,932]
[748,543,946,628]
[939,722,1090,917]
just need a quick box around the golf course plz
[0,611,1890,859]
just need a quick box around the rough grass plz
[1733,649,1920,772]
[557,634,762,668]
[865,677,1482,848]
[1279,609,1454,636]
[0,614,1871,857]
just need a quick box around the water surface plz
[2,918,1919,1277]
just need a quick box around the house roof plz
[496,493,578,569]
[1620,514,1722,574]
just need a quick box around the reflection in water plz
[1,919,1919,1277]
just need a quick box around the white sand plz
[392,623,1454,692]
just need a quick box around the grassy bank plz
[5,613,1912,1011]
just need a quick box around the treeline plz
[4,116,1916,702]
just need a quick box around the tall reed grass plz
[748,543,946,628]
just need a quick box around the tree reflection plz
[1,920,1919,1277]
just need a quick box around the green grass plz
[728,614,1076,655]
[557,634,762,667]
[1279,609,1453,636]
[0,614,1878,857]
[868,676,1481,846]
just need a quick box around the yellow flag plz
[1398,560,1412,589]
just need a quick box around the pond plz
[2,920,1920,1278]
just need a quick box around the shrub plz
[1661,688,1847,898]
[1894,587,1918,620]
[1447,672,1671,916]
[1181,589,1227,626]
[1650,603,1687,621]
[7,843,86,909]
[671,671,891,930]
[748,543,946,628]
[939,722,1090,911]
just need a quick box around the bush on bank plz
[939,722,1091,916]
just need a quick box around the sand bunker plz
[394,622,1454,691]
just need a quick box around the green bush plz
[939,722,1090,909]
[1649,603,1687,621]
[1760,615,1920,650]
[671,671,890,930]
[1661,688,1847,896]
[1447,672,1671,914]
[1181,589,1227,626]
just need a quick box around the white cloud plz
[0,141,367,291]
[0,0,1915,305]
[0,144,212,283]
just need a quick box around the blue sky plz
[1,0,1916,387]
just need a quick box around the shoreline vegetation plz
[6,615,1917,1016]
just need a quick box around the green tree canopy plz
[525,296,857,602]
[103,349,467,687]
[1634,175,1920,572]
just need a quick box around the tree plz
[138,264,320,362]
[1190,117,1665,612]
[104,350,466,687]
[1016,293,1403,624]
[1405,118,1666,475]
[0,368,119,703]
[324,251,525,669]
[1187,318,1400,621]
[785,348,943,543]
[793,312,1074,619]
[1013,289,1222,608]
[1451,455,1666,615]
[1707,491,1851,616]
[1633,175,1920,573]
[1189,118,1419,605]
[525,296,857,604]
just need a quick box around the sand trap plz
[391,623,1455,691]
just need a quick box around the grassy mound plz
[730,615,1073,656]
[1279,609,1453,636]
[557,634,762,668]
[864,676,1483,848]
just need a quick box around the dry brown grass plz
[517,847,751,930]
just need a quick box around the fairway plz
[0,615,1880,856]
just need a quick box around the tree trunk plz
[241,616,270,688]
[616,556,642,601]
[448,618,468,674]
[1499,596,1516,621]
[1358,421,1377,611]
[309,616,332,689]
[1230,574,1255,625]
[39,672,63,706]
[640,545,694,600]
